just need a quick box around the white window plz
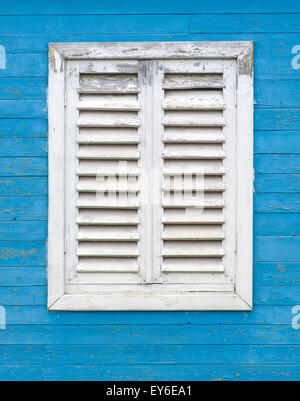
[48,42,253,311]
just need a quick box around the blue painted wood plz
[0,119,47,138]
[255,132,300,154]
[0,221,47,241]
[0,139,47,156]
[0,241,46,266]
[0,55,47,78]
[254,155,300,173]
[2,305,295,325]
[254,193,300,212]
[190,14,300,33]
[0,267,46,286]
[254,174,300,193]
[2,14,300,35]
[254,285,300,305]
[0,197,47,220]
[0,15,189,34]
[0,1,299,15]
[0,78,47,100]
[0,344,299,365]
[254,237,300,261]
[0,100,46,118]
[0,364,298,381]
[255,81,300,109]
[0,157,47,176]
[0,324,298,344]
[254,262,300,286]
[0,177,47,196]
[255,110,300,131]
[254,214,300,236]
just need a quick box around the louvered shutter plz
[64,60,146,286]
[159,60,236,289]
[48,42,253,310]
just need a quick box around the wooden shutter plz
[48,42,253,310]
[64,60,147,286]
[158,60,236,289]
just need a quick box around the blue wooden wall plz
[0,0,299,381]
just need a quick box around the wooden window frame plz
[48,41,254,311]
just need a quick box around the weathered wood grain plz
[254,214,300,236]
[255,132,300,154]
[0,221,47,241]
[254,174,300,192]
[0,324,298,344]
[0,139,47,156]
[0,119,47,138]
[0,363,298,381]
[0,344,299,365]
[0,78,47,100]
[0,197,47,220]
[254,154,300,173]
[0,241,46,266]
[0,177,47,196]
[254,194,300,212]
[190,14,300,33]
[0,157,47,176]
[254,237,300,262]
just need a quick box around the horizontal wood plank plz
[0,323,298,343]
[0,363,298,381]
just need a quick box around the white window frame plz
[48,41,254,311]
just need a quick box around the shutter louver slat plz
[162,200,225,208]
[163,90,225,111]
[78,74,139,94]
[162,149,225,159]
[163,167,225,175]
[162,74,224,89]
[161,71,226,274]
[77,146,140,159]
[76,71,141,272]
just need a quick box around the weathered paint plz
[0,0,299,380]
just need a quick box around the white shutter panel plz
[64,61,145,283]
[159,61,236,287]
[48,42,253,310]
